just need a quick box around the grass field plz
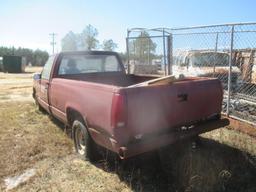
[0,67,256,191]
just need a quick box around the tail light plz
[111,93,127,129]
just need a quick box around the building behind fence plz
[126,23,256,125]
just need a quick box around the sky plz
[0,0,256,53]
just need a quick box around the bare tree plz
[102,39,118,51]
[61,31,78,51]
[81,24,99,50]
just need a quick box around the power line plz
[49,33,57,54]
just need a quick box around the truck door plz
[38,56,55,112]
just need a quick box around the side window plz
[41,56,55,80]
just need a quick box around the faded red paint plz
[33,51,229,159]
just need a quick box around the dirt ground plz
[0,67,256,192]
[0,67,42,102]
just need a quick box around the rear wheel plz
[73,119,97,161]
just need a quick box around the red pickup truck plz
[33,51,229,160]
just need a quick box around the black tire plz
[37,102,45,112]
[33,90,45,113]
[34,98,45,112]
[72,119,97,161]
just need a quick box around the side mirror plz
[33,73,41,80]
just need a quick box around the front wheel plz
[73,120,97,161]
[34,97,45,112]
[33,90,45,113]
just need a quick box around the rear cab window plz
[58,54,122,75]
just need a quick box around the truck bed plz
[57,72,156,87]
[56,73,223,132]
[54,73,223,148]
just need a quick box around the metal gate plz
[126,23,256,125]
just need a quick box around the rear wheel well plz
[66,108,101,161]
[66,108,86,127]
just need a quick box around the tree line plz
[61,24,118,51]
[0,46,49,66]
[61,25,158,64]
[0,25,158,67]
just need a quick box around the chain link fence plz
[126,23,256,125]
[126,28,170,76]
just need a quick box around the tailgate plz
[124,77,223,136]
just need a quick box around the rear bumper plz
[117,118,229,159]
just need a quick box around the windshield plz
[58,54,121,75]
[189,52,229,67]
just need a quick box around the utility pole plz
[49,33,57,54]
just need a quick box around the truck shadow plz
[49,116,256,192]
[103,137,256,192]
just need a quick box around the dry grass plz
[0,101,130,192]
[0,102,71,189]
[0,101,255,192]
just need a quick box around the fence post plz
[167,34,173,75]
[126,30,130,74]
[147,37,150,65]
[226,25,234,116]
[162,28,167,76]
[213,32,219,75]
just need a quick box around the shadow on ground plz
[99,137,256,192]
[50,115,256,192]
